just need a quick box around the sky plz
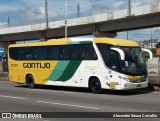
[0,0,160,42]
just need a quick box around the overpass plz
[1,3,160,53]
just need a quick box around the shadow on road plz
[15,84,155,96]
[102,89,154,96]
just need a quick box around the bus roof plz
[9,38,139,47]
[9,38,71,47]
[93,38,139,47]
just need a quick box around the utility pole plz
[151,30,153,40]
[7,15,10,27]
[127,0,131,40]
[127,31,129,40]
[77,3,80,18]
[150,30,153,48]
[128,0,131,16]
[45,0,49,28]
[65,0,68,38]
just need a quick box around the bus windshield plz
[97,44,147,76]
[119,47,147,76]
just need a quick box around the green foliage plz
[143,51,150,58]
[156,42,160,48]
[151,48,156,57]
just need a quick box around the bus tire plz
[26,75,35,89]
[89,78,102,94]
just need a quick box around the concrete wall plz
[0,42,15,54]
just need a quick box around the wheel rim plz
[28,81,33,87]
[91,81,101,92]
[27,76,34,88]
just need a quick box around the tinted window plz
[97,44,110,66]
[108,50,120,71]
[79,44,97,60]
[70,45,79,60]
[21,47,33,60]
[48,46,61,60]
[9,47,32,60]
[9,44,97,61]
[34,47,47,60]
[62,46,70,60]
[97,44,120,71]
[9,48,21,60]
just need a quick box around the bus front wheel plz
[26,75,35,89]
[89,78,102,94]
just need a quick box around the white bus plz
[8,38,152,93]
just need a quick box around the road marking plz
[152,91,160,93]
[0,81,12,84]
[128,90,160,94]
[0,94,101,110]
[31,88,78,94]
[37,100,101,110]
[0,95,26,100]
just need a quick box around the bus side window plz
[62,46,70,60]
[22,47,33,60]
[34,47,47,60]
[70,45,78,60]
[97,44,110,67]
[9,48,21,60]
[48,46,60,60]
[79,44,97,60]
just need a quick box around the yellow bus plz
[8,38,152,93]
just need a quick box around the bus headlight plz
[119,76,129,81]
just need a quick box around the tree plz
[156,42,160,48]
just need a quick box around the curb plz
[0,77,9,81]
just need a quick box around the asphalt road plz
[0,81,160,121]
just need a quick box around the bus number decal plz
[11,64,18,67]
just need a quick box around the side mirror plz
[111,47,125,60]
[142,48,153,61]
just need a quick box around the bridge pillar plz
[40,30,49,41]
[0,42,15,54]
[93,31,117,38]
[40,31,46,41]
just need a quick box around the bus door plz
[107,50,121,90]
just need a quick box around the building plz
[138,39,159,49]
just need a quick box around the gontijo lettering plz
[23,63,50,69]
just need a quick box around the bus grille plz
[129,79,147,83]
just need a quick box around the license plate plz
[137,84,142,87]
